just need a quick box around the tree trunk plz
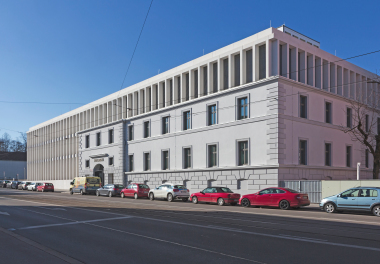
[373,160,380,179]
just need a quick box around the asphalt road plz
[0,188,379,264]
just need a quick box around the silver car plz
[149,183,189,202]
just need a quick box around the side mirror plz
[200,191,204,194]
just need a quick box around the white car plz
[149,183,190,202]
[27,182,42,191]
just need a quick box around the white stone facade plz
[27,26,379,192]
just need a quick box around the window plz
[361,189,378,197]
[325,143,331,166]
[109,157,114,166]
[85,135,90,148]
[300,95,307,118]
[108,129,114,144]
[208,144,217,167]
[238,141,248,166]
[346,146,352,167]
[365,149,369,168]
[144,152,150,171]
[96,132,101,146]
[341,189,360,197]
[238,97,248,120]
[325,102,332,124]
[377,118,380,135]
[144,121,150,138]
[162,150,169,170]
[162,117,169,134]
[128,155,134,172]
[183,111,191,131]
[365,115,369,132]
[208,104,217,126]
[347,108,352,128]
[85,160,90,168]
[183,148,192,169]
[299,140,307,165]
[128,125,134,141]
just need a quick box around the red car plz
[121,183,150,199]
[190,187,240,206]
[239,187,310,210]
[37,183,54,192]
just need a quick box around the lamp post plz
[357,162,361,181]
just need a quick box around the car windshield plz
[87,178,100,184]
[220,187,233,193]
[174,185,186,189]
[284,188,300,193]
[45,183,53,186]
[138,184,149,189]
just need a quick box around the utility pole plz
[357,162,361,180]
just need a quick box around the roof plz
[0,152,27,161]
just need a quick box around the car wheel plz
[241,198,251,207]
[230,202,237,206]
[96,191,100,197]
[372,205,380,217]
[134,193,138,199]
[108,192,113,198]
[149,193,154,201]
[192,196,198,204]
[182,198,188,202]
[279,200,290,210]
[121,192,125,198]
[42,189,44,192]
[324,202,336,213]
[80,189,84,195]
[70,189,73,195]
[217,198,225,206]
[167,193,173,202]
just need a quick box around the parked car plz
[121,183,150,199]
[190,187,240,206]
[9,181,21,189]
[149,183,189,202]
[96,184,124,197]
[70,176,102,195]
[320,187,380,217]
[18,182,32,190]
[28,182,42,191]
[37,183,54,192]
[239,187,310,210]
[1,180,11,188]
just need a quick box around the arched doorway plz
[93,164,104,185]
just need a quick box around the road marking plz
[35,206,66,211]
[16,216,133,230]
[0,211,9,216]
[207,225,242,231]
[279,234,328,242]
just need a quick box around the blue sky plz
[1,0,379,140]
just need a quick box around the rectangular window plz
[144,121,150,138]
[185,73,189,101]
[108,129,114,144]
[258,44,266,80]
[246,49,253,83]
[162,117,169,134]
[223,58,228,90]
[183,111,191,130]
[85,135,90,148]
[347,108,352,128]
[234,53,240,86]
[208,104,217,125]
[203,67,208,95]
[208,145,217,167]
[213,63,218,93]
[85,160,90,168]
[169,79,173,106]
[144,153,150,171]
[194,69,198,98]
[299,140,307,165]
[325,143,331,166]
[184,148,192,169]
[109,157,114,166]
[238,141,248,166]
[238,97,248,120]
[96,132,101,146]
[378,118,380,135]
[162,150,169,170]
[128,125,134,141]
[128,155,134,172]
[365,149,369,168]
[365,114,369,132]
[346,146,352,167]
[300,95,307,118]
[325,102,332,124]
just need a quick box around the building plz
[27,26,379,192]
[0,151,27,180]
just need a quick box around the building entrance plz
[93,164,104,185]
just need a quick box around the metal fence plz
[279,180,321,204]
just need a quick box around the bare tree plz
[0,132,27,152]
[342,82,380,179]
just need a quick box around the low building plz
[28,26,379,192]
[0,152,27,180]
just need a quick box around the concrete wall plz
[321,180,380,198]
[0,160,27,180]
